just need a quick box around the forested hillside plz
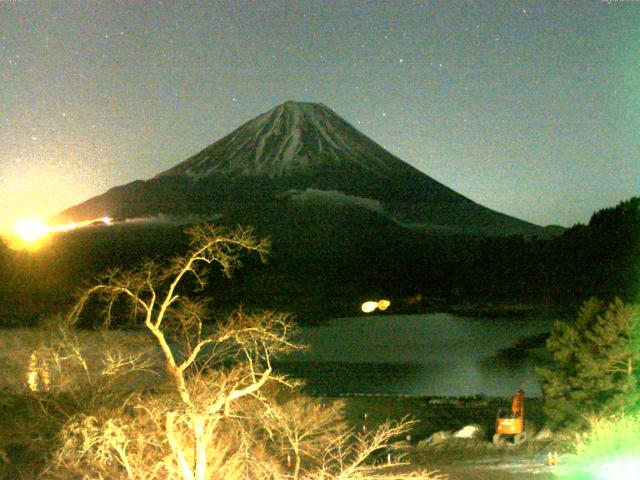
[0,197,637,325]
[456,197,640,308]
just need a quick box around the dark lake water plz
[276,313,555,397]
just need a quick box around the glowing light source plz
[361,299,391,313]
[361,301,378,313]
[15,219,49,243]
[556,414,640,479]
[377,299,391,311]
[597,458,640,480]
[13,216,113,248]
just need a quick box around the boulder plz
[454,424,485,440]
[534,427,554,442]
[417,430,453,448]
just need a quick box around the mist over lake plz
[278,313,555,397]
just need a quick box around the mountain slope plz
[157,101,402,178]
[56,100,546,237]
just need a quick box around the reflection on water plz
[274,362,424,396]
[277,313,554,397]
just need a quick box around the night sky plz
[1,1,638,234]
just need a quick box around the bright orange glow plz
[377,300,391,311]
[12,216,113,248]
[361,299,391,313]
[15,218,50,243]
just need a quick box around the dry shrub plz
[25,322,160,417]
[49,392,445,480]
[0,322,160,476]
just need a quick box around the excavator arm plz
[511,388,525,418]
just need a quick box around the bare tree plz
[47,224,444,480]
[69,224,273,403]
[59,224,299,479]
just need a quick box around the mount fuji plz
[56,101,546,237]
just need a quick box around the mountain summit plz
[157,101,406,179]
[57,101,546,237]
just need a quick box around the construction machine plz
[493,388,527,445]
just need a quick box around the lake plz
[276,313,555,397]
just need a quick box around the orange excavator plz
[493,389,527,445]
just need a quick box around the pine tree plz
[537,298,640,430]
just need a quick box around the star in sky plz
[0,1,637,231]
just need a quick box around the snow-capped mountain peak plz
[157,101,399,179]
[57,100,548,238]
